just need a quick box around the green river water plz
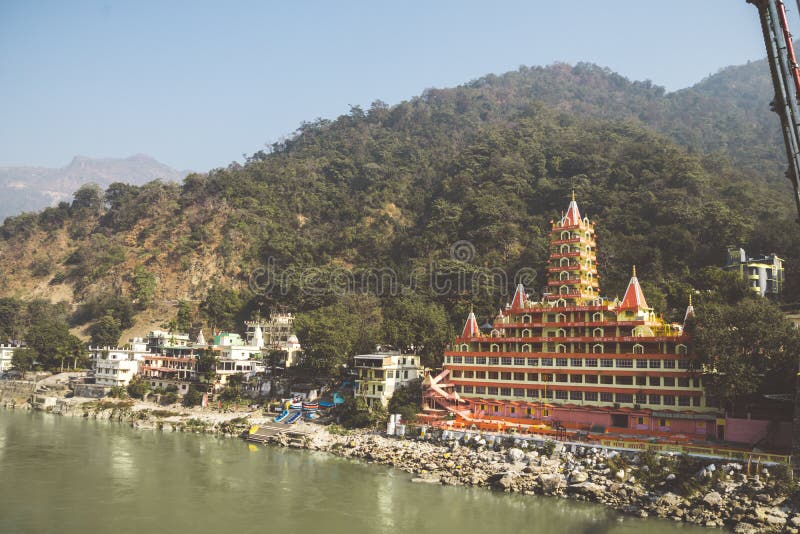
[0,410,713,533]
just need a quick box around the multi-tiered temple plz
[426,195,720,440]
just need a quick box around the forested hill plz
[1,60,799,349]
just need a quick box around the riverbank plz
[6,395,800,533]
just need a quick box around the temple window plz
[633,344,645,354]
[676,344,687,355]
[592,327,603,337]
[592,344,604,354]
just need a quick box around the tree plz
[690,296,800,407]
[11,348,36,373]
[196,350,218,382]
[183,386,204,407]
[89,314,121,347]
[131,266,157,308]
[382,295,451,366]
[387,378,422,423]
[294,294,382,377]
[176,300,193,333]
[0,297,22,342]
[71,183,104,215]
[201,286,244,332]
[127,376,150,399]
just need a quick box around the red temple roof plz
[510,283,526,311]
[461,310,480,338]
[619,265,649,310]
[563,191,582,226]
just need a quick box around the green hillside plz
[1,60,798,364]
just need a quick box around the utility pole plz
[747,0,800,475]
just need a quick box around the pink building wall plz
[725,417,792,448]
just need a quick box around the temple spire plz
[619,265,649,310]
[461,308,480,338]
[510,283,526,311]
[683,293,695,325]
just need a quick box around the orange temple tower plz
[425,194,719,440]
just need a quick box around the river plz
[0,410,712,533]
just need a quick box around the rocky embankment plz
[299,430,800,533]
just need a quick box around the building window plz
[649,360,660,369]
[463,386,474,394]
[592,312,603,321]
[465,356,474,364]
[616,359,633,368]
[664,377,675,387]
[476,357,487,365]
[585,358,598,367]
[514,357,525,366]
[570,374,582,383]
[616,393,633,403]
[635,394,646,404]
[632,344,644,354]
[513,388,524,397]
[592,344,604,354]
[500,388,511,396]
[570,358,583,367]
[678,359,690,369]
[521,344,532,353]
[663,359,676,369]
[592,328,603,337]
[663,395,675,406]
[527,358,539,366]
[649,395,660,405]
[556,344,567,353]
[489,357,499,365]
[526,389,538,398]
[521,329,532,337]
[616,376,633,386]
[501,357,512,365]
[649,376,660,386]
[678,396,691,407]
[635,376,647,386]
[451,356,462,364]
[556,374,568,382]
[584,374,598,384]
[601,358,614,367]
[527,372,539,381]
[636,360,648,368]
[678,378,690,388]
[488,372,498,380]
[500,372,512,380]
[490,344,500,353]
[488,387,498,395]
[541,358,553,366]
[600,392,613,402]
[475,386,486,394]
[601,375,613,385]
[555,358,567,366]
[585,392,598,401]
[555,390,568,400]
[514,372,525,381]
[570,391,583,401]
[541,389,553,399]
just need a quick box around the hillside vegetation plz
[1,61,799,363]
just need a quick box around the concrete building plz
[354,348,423,408]
[725,247,784,298]
[248,314,303,368]
[427,195,718,440]
[0,344,23,376]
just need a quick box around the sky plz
[0,0,777,172]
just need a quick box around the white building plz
[247,315,303,368]
[90,341,150,388]
[354,348,423,409]
[0,344,22,376]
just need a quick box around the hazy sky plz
[0,0,776,172]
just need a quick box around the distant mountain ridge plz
[0,154,190,220]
